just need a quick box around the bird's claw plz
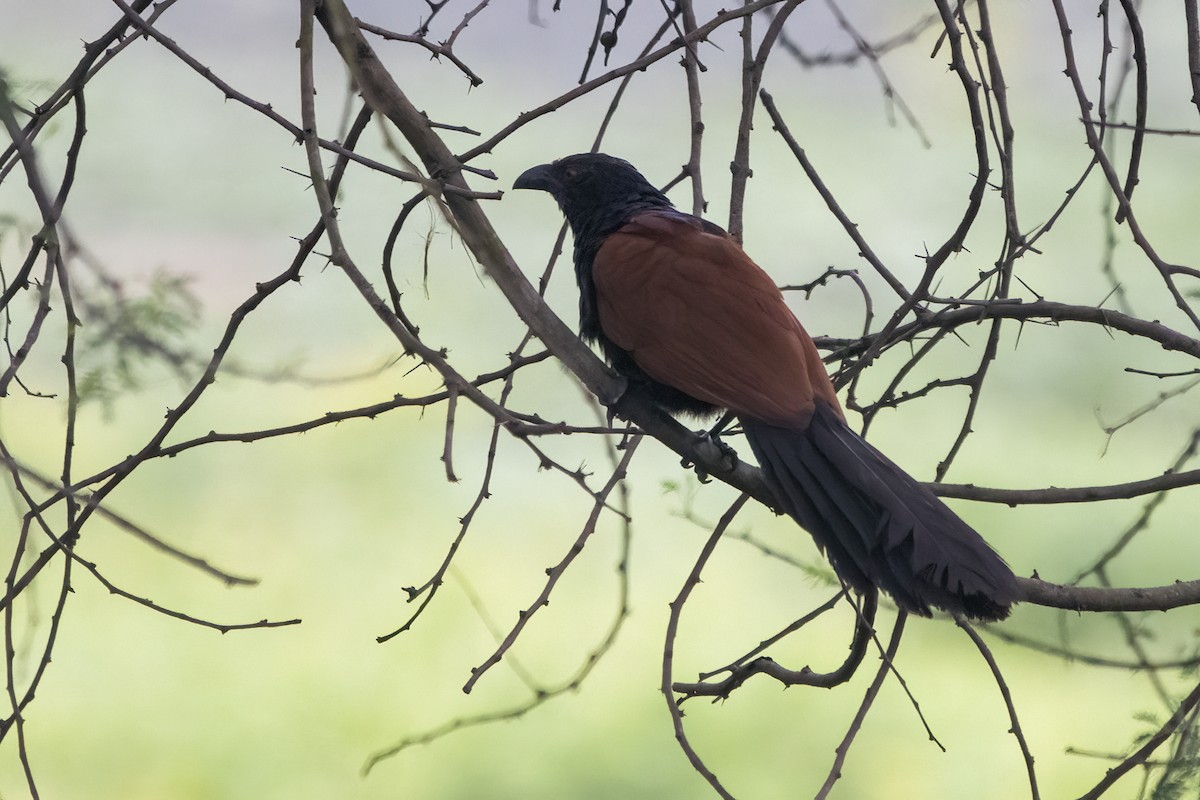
[680,458,714,484]
[698,427,740,471]
[681,427,739,482]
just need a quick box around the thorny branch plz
[2,1,1199,798]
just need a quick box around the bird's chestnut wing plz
[592,211,840,427]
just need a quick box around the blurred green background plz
[1,2,1198,798]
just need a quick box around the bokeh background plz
[1,1,1198,798]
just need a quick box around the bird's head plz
[513,153,672,237]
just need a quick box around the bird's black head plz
[513,153,672,241]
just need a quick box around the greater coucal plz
[514,153,1018,621]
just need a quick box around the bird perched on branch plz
[514,153,1018,621]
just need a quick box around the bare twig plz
[1187,0,1200,115]
[662,493,750,800]
[462,436,642,692]
[958,619,1040,800]
[814,613,907,800]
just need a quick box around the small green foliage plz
[1122,702,1200,799]
[1151,704,1200,800]
[77,268,201,414]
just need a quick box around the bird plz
[513,153,1019,621]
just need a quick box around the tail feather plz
[742,404,1018,621]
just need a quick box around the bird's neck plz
[566,197,670,243]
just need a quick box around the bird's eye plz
[563,166,582,182]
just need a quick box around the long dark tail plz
[742,404,1018,621]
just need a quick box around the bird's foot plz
[681,426,739,483]
[703,429,740,470]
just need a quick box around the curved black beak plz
[513,163,559,193]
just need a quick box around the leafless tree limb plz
[3,1,1199,796]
